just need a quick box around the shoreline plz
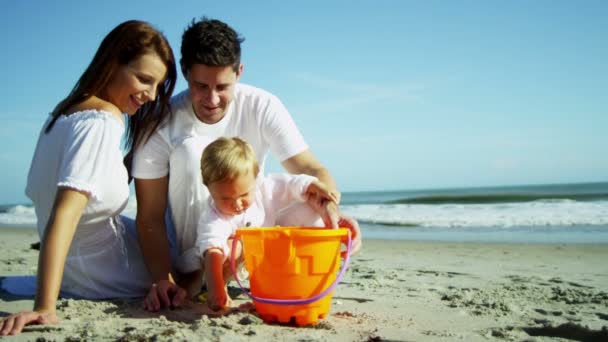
[4,224,608,245]
[2,227,608,341]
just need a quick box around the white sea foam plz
[3,197,608,229]
[0,196,139,227]
[342,199,608,228]
[0,205,37,225]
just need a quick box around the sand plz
[1,227,607,341]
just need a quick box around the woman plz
[0,20,177,336]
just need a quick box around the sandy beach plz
[1,227,607,341]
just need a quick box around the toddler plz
[197,137,337,310]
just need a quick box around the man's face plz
[186,63,242,124]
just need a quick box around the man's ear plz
[236,64,244,81]
[180,61,189,80]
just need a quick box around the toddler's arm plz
[203,248,232,311]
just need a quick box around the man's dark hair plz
[180,17,245,77]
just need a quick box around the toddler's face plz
[208,172,256,217]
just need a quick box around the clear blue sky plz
[1,1,606,204]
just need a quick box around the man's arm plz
[135,177,172,281]
[135,177,185,310]
[281,149,362,255]
[281,149,341,226]
[281,150,339,201]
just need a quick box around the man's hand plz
[306,180,339,206]
[143,279,187,311]
[306,181,340,228]
[305,191,362,256]
[0,310,58,336]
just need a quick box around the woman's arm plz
[1,188,88,336]
[35,188,88,311]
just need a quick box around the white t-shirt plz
[132,83,308,179]
[131,84,310,271]
[183,173,316,273]
[25,110,150,298]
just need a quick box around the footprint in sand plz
[534,308,563,316]
[1,257,27,265]
[416,269,471,278]
[522,322,608,341]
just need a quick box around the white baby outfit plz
[189,173,317,272]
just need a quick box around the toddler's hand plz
[207,286,232,311]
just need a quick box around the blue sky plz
[1,1,606,204]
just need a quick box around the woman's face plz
[103,52,167,115]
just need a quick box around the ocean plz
[2,182,608,243]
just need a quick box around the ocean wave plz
[386,193,608,205]
[0,198,138,227]
[342,200,608,228]
[0,205,37,225]
[3,193,608,229]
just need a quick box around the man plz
[132,18,361,311]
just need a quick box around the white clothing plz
[26,110,151,299]
[184,174,318,273]
[132,84,310,272]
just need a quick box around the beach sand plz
[1,227,607,341]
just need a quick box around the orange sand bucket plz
[230,227,352,326]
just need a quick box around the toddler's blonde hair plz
[201,137,260,186]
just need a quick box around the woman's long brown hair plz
[46,20,177,176]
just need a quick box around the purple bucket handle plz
[230,229,352,305]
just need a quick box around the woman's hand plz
[0,310,59,336]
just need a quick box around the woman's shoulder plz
[61,97,123,121]
[49,110,124,145]
[50,111,123,138]
[68,96,120,114]
[56,97,123,127]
